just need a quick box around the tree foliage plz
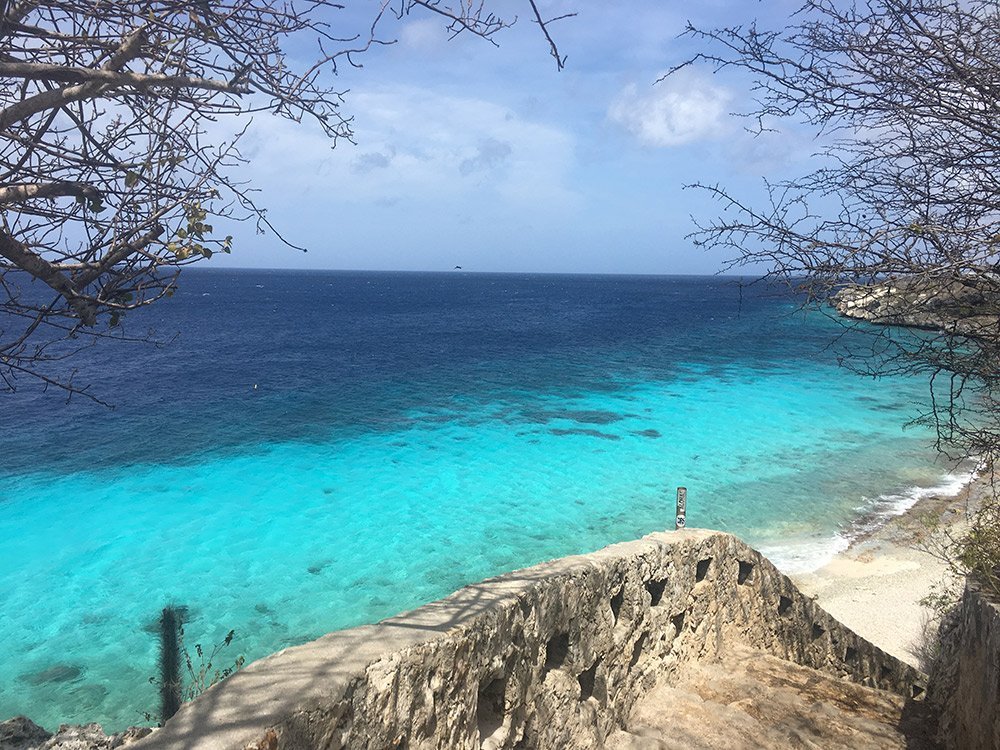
[0,0,569,398]
[671,0,1000,465]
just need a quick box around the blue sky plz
[215,1,812,274]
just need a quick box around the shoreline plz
[789,467,988,668]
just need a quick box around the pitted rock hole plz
[630,632,649,669]
[845,646,859,664]
[737,560,754,585]
[880,665,893,682]
[476,676,506,748]
[645,578,667,607]
[812,622,826,640]
[912,683,925,699]
[778,595,793,615]
[544,632,570,674]
[696,558,712,582]
[578,661,601,703]
[610,586,625,623]
[671,612,685,639]
[518,597,533,622]
[423,710,437,739]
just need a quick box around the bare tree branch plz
[527,1,575,71]
[0,0,571,400]
[670,0,1000,467]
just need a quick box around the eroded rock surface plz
[832,277,1000,337]
[0,718,151,750]
[0,718,50,750]
[607,646,939,750]
[928,578,1000,750]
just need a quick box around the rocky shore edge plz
[831,276,999,337]
[0,715,151,750]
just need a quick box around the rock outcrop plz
[831,276,999,338]
[607,646,940,749]
[0,717,151,750]
[928,577,1000,750]
[130,530,926,750]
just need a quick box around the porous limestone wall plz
[929,578,1000,750]
[136,529,925,750]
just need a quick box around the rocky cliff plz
[831,276,999,338]
[928,577,1000,750]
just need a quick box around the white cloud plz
[397,18,447,51]
[608,69,732,147]
[235,85,580,213]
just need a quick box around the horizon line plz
[180,265,761,279]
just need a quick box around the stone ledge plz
[135,530,925,750]
[928,578,1000,750]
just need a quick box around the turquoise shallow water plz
[0,271,963,730]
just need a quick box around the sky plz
[212,0,814,275]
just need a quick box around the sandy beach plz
[791,473,989,668]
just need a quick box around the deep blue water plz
[0,270,961,730]
[6,270,825,474]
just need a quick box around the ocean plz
[0,269,966,730]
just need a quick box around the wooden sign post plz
[675,487,687,530]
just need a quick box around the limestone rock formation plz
[831,276,999,338]
[0,717,151,750]
[606,646,940,749]
[0,717,50,750]
[928,578,1000,750]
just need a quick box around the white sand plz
[790,478,985,668]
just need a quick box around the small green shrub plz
[957,497,1000,597]
[179,626,245,703]
[144,618,245,724]
[919,468,1000,616]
